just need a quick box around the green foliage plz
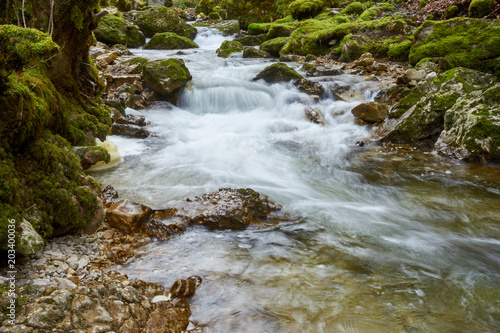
[289,0,326,20]
[468,0,493,17]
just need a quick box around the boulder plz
[75,146,111,169]
[242,46,271,58]
[396,68,427,85]
[435,85,500,163]
[295,78,325,96]
[410,18,500,76]
[260,37,289,57]
[374,84,410,107]
[252,63,303,83]
[235,34,267,46]
[302,64,342,77]
[106,200,153,234]
[331,84,365,102]
[174,188,283,230]
[346,52,374,69]
[16,219,44,255]
[144,32,199,50]
[351,102,389,123]
[112,123,150,138]
[94,14,145,48]
[216,40,243,58]
[133,6,197,38]
[374,68,497,145]
[193,20,240,36]
[142,58,192,97]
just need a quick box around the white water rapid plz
[91,27,500,332]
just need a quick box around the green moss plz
[388,39,412,61]
[359,8,378,21]
[144,32,199,49]
[468,0,493,17]
[289,0,326,20]
[410,18,500,76]
[340,1,365,15]
[135,6,197,38]
[260,37,290,56]
[94,14,145,48]
[419,0,427,8]
[445,5,459,19]
[216,40,243,57]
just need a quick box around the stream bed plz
[91,27,500,332]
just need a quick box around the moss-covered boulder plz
[290,0,325,20]
[143,58,192,97]
[374,68,497,147]
[216,40,243,58]
[468,0,494,17]
[340,1,365,15]
[16,219,45,255]
[94,14,146,48]
[260,37,289,57]
[409,18,500,76]
[193,20,240,36]
[236,34,268,46]
[252,62,303,83]
[144,32,199,49]
[134,6,197,38]
[435,85,500,163]
[242,46,272,58]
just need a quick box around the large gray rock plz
[374,68,497,143]
[435,85,500,163]
[16,219,44,255]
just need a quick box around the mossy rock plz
[252,62,303,83]
[260,37,290,57]
[94,14,146,48]
[468,0,493,17]
[435,85,500,163]
[143,58,192,96]
[242,46,272,58]
[375,68,497,145]
[193,20,240,36]
[290,0,326,20]
[216,40,243,58]
[144,32,199,49]
[134,6,197,38]
[235,34,268,46]
[340,2,365,15]
[409,18,500,76]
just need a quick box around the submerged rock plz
[305,107,326,125]
[175,188,283,230]
[106,200,153,234]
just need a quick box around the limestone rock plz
[295,78,325,96]
[133,6,197,38]
[106,200,153,234]
[94,14,146,48]
[144,32,199,50]
[374,67,497,148]
[175,188,283,230]
[112,123,150,138]
[305,107,326,125]
[351,102,389,123]
[16,219,44,256]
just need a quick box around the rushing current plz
[91,27,500,332]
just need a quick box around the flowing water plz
[92,27,500,332]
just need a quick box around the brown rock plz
[144,300,191,333]
[305,107,326,125]
[351,102,389,123]
[106,200,153,234]
[294,78,325,96]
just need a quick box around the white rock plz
[44,250,66,261]
[67,255,80,270]
[55,277,77,290]
[151,295,171,303]
[78,255,90,268]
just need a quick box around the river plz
[91,27,500,332]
